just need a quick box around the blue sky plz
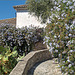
[0,0,26,20]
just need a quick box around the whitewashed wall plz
[16,10,46,28]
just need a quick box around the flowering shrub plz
[0,24,44,56]
[44,0,75,74]
[0,24,44,75]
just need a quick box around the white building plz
[13,5,46,28]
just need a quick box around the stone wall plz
[9,49,51,75]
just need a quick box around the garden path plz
[28,58,62,75]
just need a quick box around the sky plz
[0,0,26,20]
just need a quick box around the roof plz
[0,18,16,25]
[13,5,28,10]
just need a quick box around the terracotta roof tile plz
[13,5,28,10]
[0,18,16,25]
[13,5,28,8]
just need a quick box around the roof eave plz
[13,5,28,11]
[13,7,28,11]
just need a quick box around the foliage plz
[26,0,54,23]
[0,24,44,56]
[43,0,75,75]
[0,24,44,75]
[0,46,18,75]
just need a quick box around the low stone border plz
[9,49,51,75]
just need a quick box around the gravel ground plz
[28,58,62,75]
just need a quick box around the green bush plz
[0,46,17,75]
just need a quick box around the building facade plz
[13,5,46,28]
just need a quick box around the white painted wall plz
[16,10,46,28]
